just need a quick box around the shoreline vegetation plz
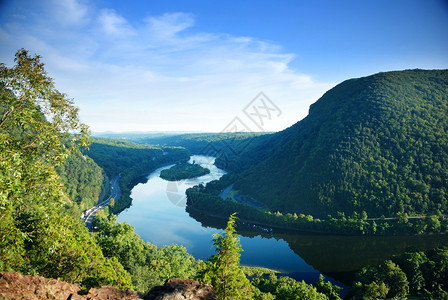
[160,162,210,181]
[186,174,448,237]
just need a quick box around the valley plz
[2,1,447,298]
[2,52,447,299]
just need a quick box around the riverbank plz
[186,182,448,236]
[187,206,342,236]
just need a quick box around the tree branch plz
[0,109,12,128]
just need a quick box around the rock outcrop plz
[145,278,218,300]
[0,271,82,299]
[0,272,217,300]
[0,272,141,299]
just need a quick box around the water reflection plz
[189,210,448,284]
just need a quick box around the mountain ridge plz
[229,69,448,218]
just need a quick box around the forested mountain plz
[225,70,448,218]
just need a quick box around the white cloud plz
[145,12,195,39]
[98,8,135,37]
[48,0,89,26]
[0,1,334,132]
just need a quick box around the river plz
[117,155,448,285]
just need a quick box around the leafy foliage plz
[3,51,446,299]
[0,49,90,165]
[251,273,330,300]
[314,275,343,300]
[187,178,448,235]
[55,149,105,217]
[93,213,197,292]
[348,246,448,299]
[85,137,164,178]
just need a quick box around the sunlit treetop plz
[0,49,90,165]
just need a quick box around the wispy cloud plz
[98,8,136,38]
[48,0,89,26]
[0,0,334,132]
[145,12,195,40]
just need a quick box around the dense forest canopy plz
[224,70,448,219]
[55,149,105,218]
[85,137,166,178]
[85,137,189,178]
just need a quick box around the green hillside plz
[230,69,448,218]
[55,149,105,218]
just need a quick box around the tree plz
[0,49,89,165]
[393,250,427,294]
[0,49,87,273]
[379,260,409,299]
[314,274,342,300]
[109,198,115,209]
[156,244,197,281]
[349,281,389,300]
[252,273,328,300]
[196,213,253,299]
[93,213,198,292]
[426,215,441,232]
[0,49,131,290]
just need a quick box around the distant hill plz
[102,132,272,156]
[92,131,201,140]
[227,69,448,218]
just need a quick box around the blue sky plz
[1,0,447,132]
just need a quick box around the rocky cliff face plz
[0,272,218,300]
[0,271,142,299]
[146,278,218,300]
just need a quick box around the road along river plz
[81,174,121,231]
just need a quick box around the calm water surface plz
[117,156,316,273]
[117,155,448,285]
